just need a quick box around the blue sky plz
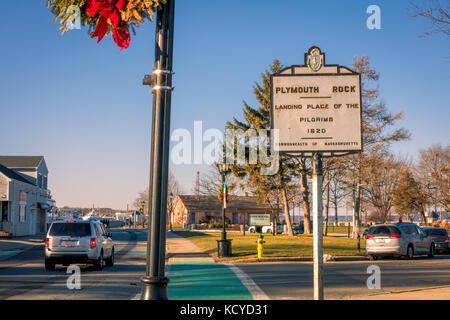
[0,0,448,209]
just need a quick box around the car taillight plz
[45,238,49,248]
[445,235,449,242]
[366,235,373,239]
[67,220,75,223]
[390,234,401,238]
[90,238,96,248]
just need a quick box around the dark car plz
[422,227,449,253]
[293,225,304,234]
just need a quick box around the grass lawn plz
[174,231,366,262]
[327,226,353,234]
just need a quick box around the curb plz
[367,284,450,297]
[213,255,369,264]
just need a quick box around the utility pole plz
[141,0,175,300]
[312,153,323,300]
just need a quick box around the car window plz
[427,229,447,236]
[415,226,425,235]
[401,226,413,235]
[402,225,419,235]
[49,223,92,237]
[369,226,400,236]
[100,224,107,236]
[94,224,101,237]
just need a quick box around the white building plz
[0,156,55,236]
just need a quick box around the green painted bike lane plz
[167,260,253,300]
[125,231,253,300]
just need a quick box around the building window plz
[19,191,27,222]
[19,205,26,222]
[37,174,42,189]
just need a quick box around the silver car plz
[366,223,435,260]
[45,220,114,271]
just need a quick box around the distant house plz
[0,156,55,236]
[171,195,276,226]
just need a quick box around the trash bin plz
[217,239,232,257]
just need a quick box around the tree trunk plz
[324,178,330,236]
[300,161,312,234]
[353,182,361,239]
[282,188,294,236]
[335,202,338,228]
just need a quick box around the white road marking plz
[225,263,269,300]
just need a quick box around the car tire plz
[266,229,272,234]
[94,251,103,271]
[45,258,55,271]
[105,248,114,267]
[428,244,435,258]
[249,229,255,233]
[406,245,414,260]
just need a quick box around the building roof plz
[0,156,43,168]
[178,195,274,212]
[0,163,36,186]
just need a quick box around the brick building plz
[171,195,276,227]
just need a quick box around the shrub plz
[440,221,450,231]
[432,220,441,228]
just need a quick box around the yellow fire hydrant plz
[257,234,265,260]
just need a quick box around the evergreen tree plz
[226,60,297,236]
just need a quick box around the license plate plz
[375,239,385,243]
[62,241,78,247]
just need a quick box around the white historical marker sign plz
[271,47,362,154]
[247,213,271,227]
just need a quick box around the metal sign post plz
[312,153,323,300]
[270,46,362,300]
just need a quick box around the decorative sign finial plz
[306,47,324,72]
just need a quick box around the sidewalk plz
[0,235,45,261]
[165,232,450,301]
[347,285,450,300]
[165,232,255,300]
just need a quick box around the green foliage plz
[47,0,165,35]
[47,0,96,34]
[392,167,421,217]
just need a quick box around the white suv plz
[248,223,284,234]
[45,220,114,271]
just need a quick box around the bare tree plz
[416,144,450,213]
[134,170,183,212]
[329,175,348,228]
[195,165,239,196]
[410,0,450,36]
[364,152,404,223]
[341,56,410,237]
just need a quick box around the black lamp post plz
[141,0,175,300]
[216,156,232,257]
[169,192,174,232]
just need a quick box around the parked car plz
[366,223,435,260]
[422,227,450,254]
[248,223,283,234]
[45,220,114,271]
[293,225,304,234]
[362,229,369,238]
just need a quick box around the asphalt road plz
[1,229,449,300]
[236,255,450,299]
[0,228,148,300]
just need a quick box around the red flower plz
[87,0,130,50]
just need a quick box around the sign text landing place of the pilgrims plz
[270,47,363,154]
